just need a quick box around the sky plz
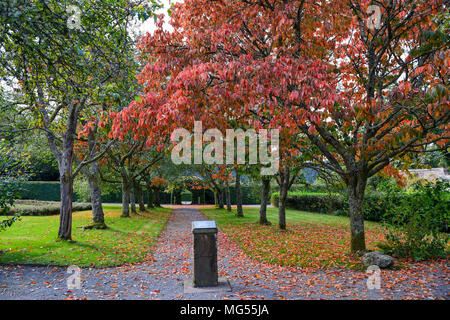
[135,0,180,37]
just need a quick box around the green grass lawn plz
[0,205,171,267]
[201,207,387,269]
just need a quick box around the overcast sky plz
[135,0,180,37]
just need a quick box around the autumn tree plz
[117,0,447,254]
[0,0,160,239]
[290,0,449,253]
[121,0,324,219]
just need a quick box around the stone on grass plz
[362,251,394,268]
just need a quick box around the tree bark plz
[121,177,130,217]
[130,188,137,215]
[278,169,290,230]
[85,129,105,228]
[39,90,77,240]
[235,172,243,217]
[226,180,231,212]
[87,164,106,228]
[58,158,73,240]
[146,183,154,209]
[57,115,76,240]
[154,188,161,207]
[347,175,367,254]
[259,177,271,225]
[134,180,146,212]
[217,188,224,209]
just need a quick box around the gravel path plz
[0,207,448,300]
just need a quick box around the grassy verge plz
[0,205,171,267]
[201,207,387,269]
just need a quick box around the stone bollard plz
[192,220,218,287]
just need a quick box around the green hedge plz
[270,192,405,222]
[271,192,345,214]
[17,181,262,205]
[17,181,64,201]
[4,200,92,216]
[271,191,449,225]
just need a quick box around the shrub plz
[4,200,92,216]
[73,177,91,202]
[377,180,449,261]
[271,188,448,226]
[271,192,345,214]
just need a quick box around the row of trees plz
[0,0,448,256]
[115,0,449,254]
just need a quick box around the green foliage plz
[0,214,21,231]
[27,154,59,181]
[73,177,91,202]
[378,180,449,261]
[271,183,449,227]
[0,138,27,230]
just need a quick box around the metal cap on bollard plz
[192,220,218,287]
[192,220,217,234]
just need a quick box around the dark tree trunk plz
[235,172,243,217]
[130,188,137,214]
[278,169,290,230]
[217,188,224,209]
[259,177,271,225]
[154,188,161,207]
[346,174,367,254]
[121,177,130,217]
[226,181,231,212]
[58,161,73,240]
[146,183,154,209]
[134,180,146,212]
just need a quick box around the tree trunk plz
[259,177,271,225]
[226,181,231,212]
[213,191,217,207]
[217,188,224,209]
[134,180,146,212]
[347,175,367,254]
[40,91,77,240]
[235,172,243,217]
[87,164,106,228]
[154,188,161,207]
[86,129,105,228]
[130,188,137,214]
[121,177,130,217]
[146,183,154,209]
[58,161,73,240]
[57,122,76,240]
[278,169,289,230]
